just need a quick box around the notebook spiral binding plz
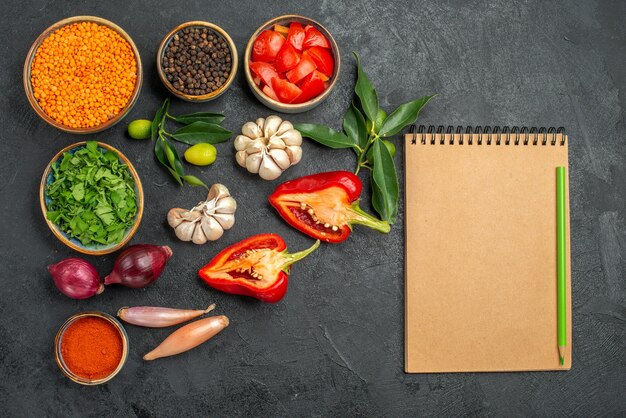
[408,125,566,146]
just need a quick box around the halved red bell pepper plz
[198,234,319,303]
[269,171,390,243]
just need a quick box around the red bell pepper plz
[198,234,320,303]
[269,171,390,243]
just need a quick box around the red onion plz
[104,244,173,289]
[48,258,104,299]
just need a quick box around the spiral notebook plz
[404,126,572,373]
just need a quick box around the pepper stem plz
[280,240,321,273]
[349,201,391,233]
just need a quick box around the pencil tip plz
[559,357,564,365]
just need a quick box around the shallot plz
[117,304,216,327]
[143,315,229,361]
[48,258,103,300]
[104,244,172,289]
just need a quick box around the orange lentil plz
[30,22,137,129]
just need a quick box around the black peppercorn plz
[162,26,232,95]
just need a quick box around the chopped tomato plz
[293,71,327,103]
[285,56,316,84]
[262,84,279,101]
[287,22,305,51]
[275,43,301,73]
[252,30,285,62]
[304,46,334,77]
[250,62,279,86]
[271,78,302,103]
[303,25,331,49]
[252,75,262,86]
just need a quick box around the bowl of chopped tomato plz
[244,15,340,113]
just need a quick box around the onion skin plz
[48,258,104,299]
[117,304,215,328]
[104,245,173,289]
[143,315,229,361]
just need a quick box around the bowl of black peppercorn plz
[157,21,238,102]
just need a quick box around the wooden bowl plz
[54,311,129,385]
[156,21,238,102]
[23,16,143,134]
[40,142,144,256]
[244,15,341,114]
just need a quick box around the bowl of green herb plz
[40,141,144,255]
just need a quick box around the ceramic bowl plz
[40,142,144,255]
[244,14,341,113]
[156,21,238,102]
[54,311,129,385]
[23,16,143,134]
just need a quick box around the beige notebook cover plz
[404,128,571,373]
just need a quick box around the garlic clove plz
[279,129,303,146]
[234,135,253,151]
[246,153,263,174]
[207,184,231,202]
[167,208,187,228]
[236,150,247,167]
[201,216,224,241]
[259,154,283,180]
[181,210,202,222]
[246,138,266,154]
[212,213,235,230]
[192,224,208,245]
[241,122,262,139]
[275,120,294,135]
[255,118,265,131]
[286,145,303,165]
[214,196,237,214]
[175,221,196,241]
[263,115,283,138]
[268,149,291,170]
[268,137,287,150]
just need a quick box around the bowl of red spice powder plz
[23,16,142,134]
[54,311,128,385]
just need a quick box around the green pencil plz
[557,166,567,365]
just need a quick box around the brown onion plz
[104,244,172,289]
[48,258,104,299]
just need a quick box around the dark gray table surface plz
[1,0,624,416]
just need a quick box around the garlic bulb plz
[234,115,303,180]
[167,184,236,245]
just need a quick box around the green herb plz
[46,141,138,246]
[149,99,232,188]
[294,52,436,224]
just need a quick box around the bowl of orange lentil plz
[23,16,143,134]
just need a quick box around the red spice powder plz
[60,316,123,380]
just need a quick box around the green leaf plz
[371,139,399,223]
[162,139,185,176]
[343,103,368,150]
[151,98,169,141]
[154,137,183,185]
[71,183,85,201]
[294,123,355,149]
[379,95,436,137]
[181,175,208,188]
[170,122,232,145]
[174,112,225,125]
[353,52,379,122]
